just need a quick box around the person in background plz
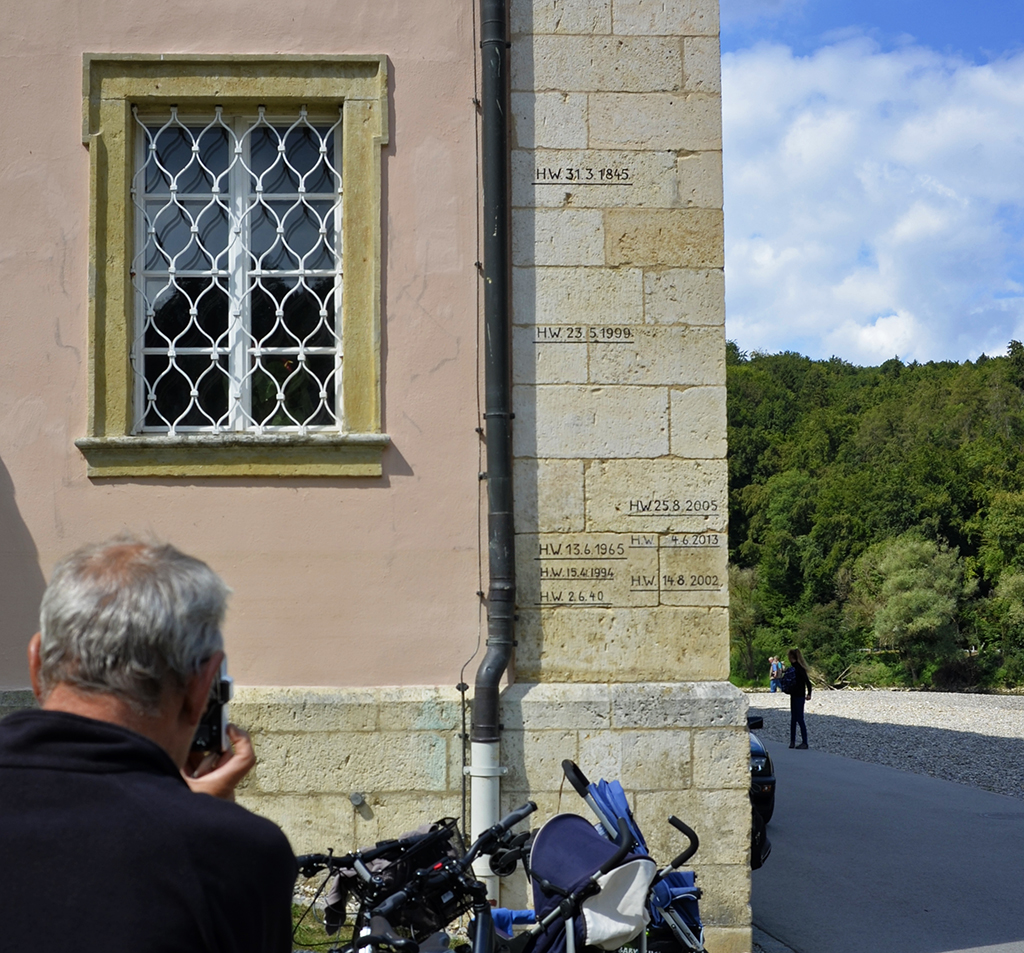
[0,535,297,953]
[787,647,812,749]
[769,656,782,692]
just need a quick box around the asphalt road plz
[751,740,1024,953]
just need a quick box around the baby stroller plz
[493,762,705,953]
[493,811,657,953]
[560,760,706,953]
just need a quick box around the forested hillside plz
[728,342,1024,689]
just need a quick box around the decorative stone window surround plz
[77,54,389,477]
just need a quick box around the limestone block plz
[687,863,751,925]
[588,325,724,386]
[605,208,724,268]
[500,789,570,832]
[513,324,589,384]
[692,728,750,790]
[676,150,723,209]
[512,0,612,36]
[584,458,728,533]
[502,681,612,730]
[611,682,747,729]
[611,0,719,36]
[512,384,669,458]
[514,606,731,682]
[236,793,358,854]
[513,266,643,327]
[502,728,579,790]
[635,787,750,866]
[659,539,728,607]
[514,35,682,94]
[683,35,722,93]
[590,93,721,151]
[252,730,449,794]
[514,457,586,533]
[376,687,462,732]
[671,386,727,458]
[513,209,605,267]
[644,268,725,326]
[517,532,660,611]
[578,730,623,784]
[232,687,379,733]
[621,729,692,790]
[350,792,465,846]
[512,92,588,150]
[701,927,753,953]
[513,149,679,210]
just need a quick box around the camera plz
[191,658,234,753]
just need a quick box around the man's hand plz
[183,724,256,801]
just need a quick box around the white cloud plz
[723,39,1024,363]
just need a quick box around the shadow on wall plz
[0,456,46,688]
[509,2,543,672]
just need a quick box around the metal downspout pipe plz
[469,0,513,901]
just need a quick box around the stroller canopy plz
[529,814,656,953]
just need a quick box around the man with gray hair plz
[0,536,297,952]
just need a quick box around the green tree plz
[729,565,761,681]
[984,569,1024,682]
[848,533,972,684]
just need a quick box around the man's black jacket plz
[0,708,297,952]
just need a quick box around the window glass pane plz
[248,202,301,271]
[145,278,229,349]
[251,277,337,349]
[146,201,228,272]
[248,125,336,194]
[251,355,334,428]
[144,354,228,428]
[145,125,228,195]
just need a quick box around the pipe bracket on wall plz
[463,764,508,777]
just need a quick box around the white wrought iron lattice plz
[131,104,343,434]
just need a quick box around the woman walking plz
[787,648,812,749]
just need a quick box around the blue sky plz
[720,0,1024,364]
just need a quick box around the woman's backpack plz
[780,666,798,695]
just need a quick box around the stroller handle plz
[561,759,591,798]
[597,816,635,876]
[667,816,700,868]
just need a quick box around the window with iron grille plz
[78,55,388,478]
[132,105,343,435]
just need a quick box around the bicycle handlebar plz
[351,917,420,953]
[464,801,537,865]
[666,815,699,868]
[370,891,412,922]
[370,802,537,920]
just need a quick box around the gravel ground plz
[747,688,1024,799]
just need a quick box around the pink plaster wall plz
[0,0,484,687]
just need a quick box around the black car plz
[748,721,776,824]
[747,715,775,869]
